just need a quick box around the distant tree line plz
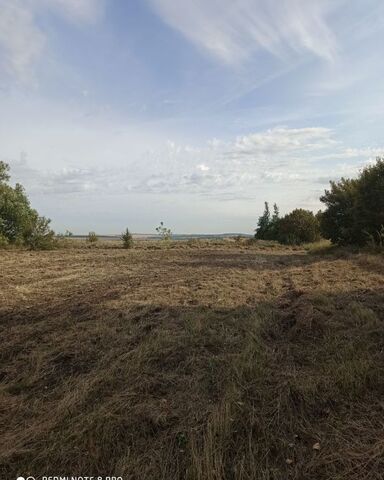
[1,157,383,249]
[255,157,384,246]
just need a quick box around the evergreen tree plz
[121,228,133,249]
[272,203,279,222]
[255,202,271,239]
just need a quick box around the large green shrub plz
[0,161,55,249]
[277,209,321,245]
[23,215,56,250]
[320,158,384,245]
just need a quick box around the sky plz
[0,0,384,234]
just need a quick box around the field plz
[1,240,383,479]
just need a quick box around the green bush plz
[0,161,55,249]
[120,228,133,249]
[255,202,320,245]
[86,231,99,243]
[23,215,57,250]
[277,209,321,245]
[0,233,9,248]
[320,157,384,245]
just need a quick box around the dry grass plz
[0,240,383,479]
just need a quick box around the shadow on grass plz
[1,281,384,479]
[172,249,341,272]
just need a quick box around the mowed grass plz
[0,239,383,479]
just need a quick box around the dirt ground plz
[1,240,383,479]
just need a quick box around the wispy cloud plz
[9,127,383,204]
[147,0,341,65]
[0,0,104,84]
[0,1,45,83]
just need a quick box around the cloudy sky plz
[1,0,384,234]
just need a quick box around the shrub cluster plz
[320,158,384,245]
[255,202,321,245]
[0,161,56,249]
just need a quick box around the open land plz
[1,239,383,479]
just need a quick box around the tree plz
[156,221,172,240]
[320,158,384,245]
[255,202,281,240]
[120,228,133,249]
[267,203,280,240]
[354,158,384,244]
[0,161,10,183]
[277,209,321,245]
[255,202,271,239]
[320,178,360,245]
[0,162,55,249]
[272,203,279,223]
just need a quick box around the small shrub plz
[57,230,73,239]
[365,225,384,250]
[0,233,9,248]
[23,215,57,250]
[120,228,133,249]
[234,235,245,244]
[86,231,99,244]
[304,239,333,254]
[156,221,172,241]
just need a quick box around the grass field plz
[1,239,383,479]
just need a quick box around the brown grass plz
[0,240,383,479]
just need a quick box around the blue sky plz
[1,0,384,234]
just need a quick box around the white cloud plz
[197,164,210,172]
[232,127,336,156]
[0,0,104,83]
[3,112,383,232]
[146,0,341,64]
[7,126,383,202]
[0,1,45,83]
